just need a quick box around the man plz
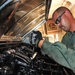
[30,6,75,72]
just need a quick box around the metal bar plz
[0,0,13,11]
[45,0,52,20]
[22,19,46,41]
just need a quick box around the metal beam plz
[45,0,52,21]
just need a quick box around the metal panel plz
[6,2,45,37]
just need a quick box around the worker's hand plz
[30,31,42,47]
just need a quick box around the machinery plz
[0,0,75,75]
[0,40,74,75]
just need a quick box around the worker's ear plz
[65,10,71,17]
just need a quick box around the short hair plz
[52,6,72,18]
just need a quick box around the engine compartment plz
[0,41,74,75]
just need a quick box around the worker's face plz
[53,12,71,32]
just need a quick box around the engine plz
[0,41,74,75]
